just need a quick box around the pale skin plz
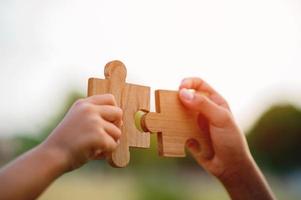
[0,78,275,200]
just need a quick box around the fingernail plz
[180,88,195,101]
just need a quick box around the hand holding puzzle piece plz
[88,61,150,167]
[88,60,213,167]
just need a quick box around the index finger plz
[179,77,230,110]
[86,94,117,106]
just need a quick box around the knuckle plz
[104,94,116,103]
[104,122,122,140]
[75,99,94,114]
[96,126,106,136]
[74,98,86,107]
[114,128,122,139]
[218,110,233,125]
[116,107,123,118]
[195,94,206,105]
[194,77,204,82]
[191,77,204,84]
[81,104,94,114]
[88,116,101,127]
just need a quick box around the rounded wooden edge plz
[104,60,127,82]
[106,152,130,168]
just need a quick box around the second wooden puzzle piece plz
[88,60,150,167]
[141,90,214,159]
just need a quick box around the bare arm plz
[179,78,276,200]
[0,94,123,200]
[0,143,67,200]
[220,157,275,200]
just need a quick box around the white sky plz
[0,0,301,136]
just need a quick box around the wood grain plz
[142,90,214,159]
[88,60,150,167]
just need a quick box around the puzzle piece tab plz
[88,60,150,167]
[140,90,214,159]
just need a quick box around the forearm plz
[220,157,276,200]
[0,143,68,200]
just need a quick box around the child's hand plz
[179,78,275,200]
[178,77,249,179]
[43,94,123,171]
[0,94,123,200]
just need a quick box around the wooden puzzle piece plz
[139,90,214,159]
[88,60,150,167]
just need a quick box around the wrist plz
[219,153,256,185]
[38,140,71,175]
[218,154,275,200]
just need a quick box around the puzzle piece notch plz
[139,90,214,159]
[88,60,150,168]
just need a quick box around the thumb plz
[179,88,229,128]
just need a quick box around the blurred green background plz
[1,92,301,200]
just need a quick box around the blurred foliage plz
[128,135,200,171]
[247,104,301,174]
[15,91,84,156]
[135,173,197,200]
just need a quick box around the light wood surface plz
[88,60,150,167]
[142,90,214,159]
